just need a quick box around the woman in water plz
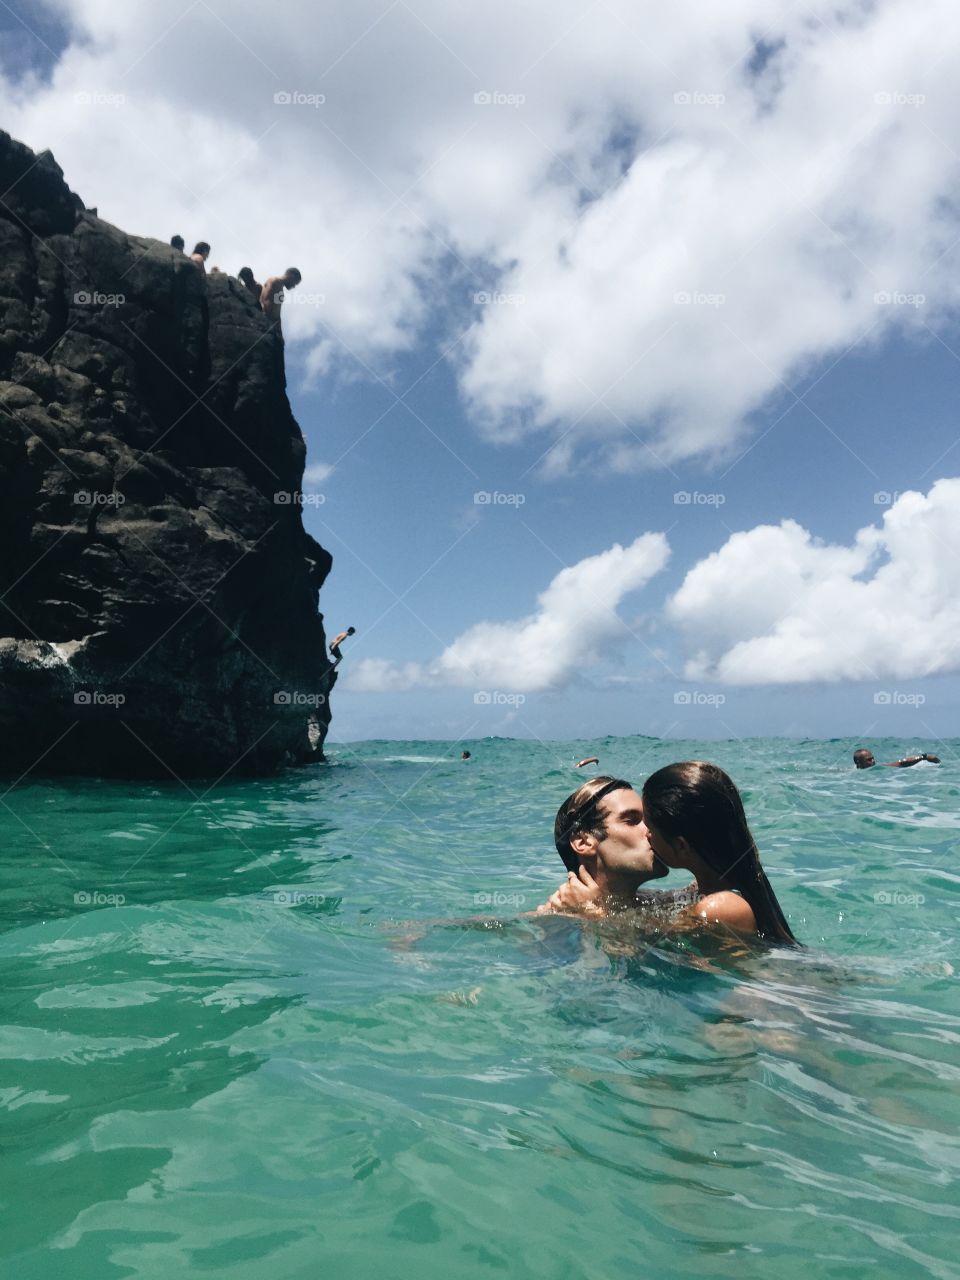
[548,761,798,944]
[642,761,797,943]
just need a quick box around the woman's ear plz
[673,835,692,859]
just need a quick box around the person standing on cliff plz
[191,241,211,271]
[238,266,262,302]
[171,235,185,252]
[260,268,302,321]
[329,627,355,666]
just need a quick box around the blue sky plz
[296,322,960,741]
[3,0,960,744]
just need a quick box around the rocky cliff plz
[0,131,335,777]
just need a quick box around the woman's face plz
[639,811,684,869]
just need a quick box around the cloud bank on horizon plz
[349,481,960,692]
[3,0,959,472]
[670,477,960,685]
[349,534,670,691]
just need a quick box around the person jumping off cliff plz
[329,627,355,666]
[260,268,302,320]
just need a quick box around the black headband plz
[558,778,632,849]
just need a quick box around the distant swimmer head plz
[283,267,302,288]
[461,750,471,760]
[853,748,875,769]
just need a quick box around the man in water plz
[260,268,302,320]
[540,778,673,915]
[854,748,940,769]
[461,751,471,760]
[575,756,600,769]
[328,626,355,665]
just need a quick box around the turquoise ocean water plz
[1,736,958,1279]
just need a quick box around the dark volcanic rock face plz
[0,131,335,777]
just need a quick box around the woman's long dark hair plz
[642,761,798,944]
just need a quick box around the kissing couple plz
[539,761,797,944]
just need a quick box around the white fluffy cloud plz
[668,479,960,683]
[350,481,960,695]
[4,1,960,470]
[348,533,669,691]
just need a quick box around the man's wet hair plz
[170,235,184,251]
[553,776,631,873]
[193,241,211,256]
[285,267,302,283]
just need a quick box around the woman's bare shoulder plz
[681,891,757,934]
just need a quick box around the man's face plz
[590,789,667,879]
[855,751,875,769]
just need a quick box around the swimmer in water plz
[543,763,798,943]
[461,751,471,760]
[854,748,940,769]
